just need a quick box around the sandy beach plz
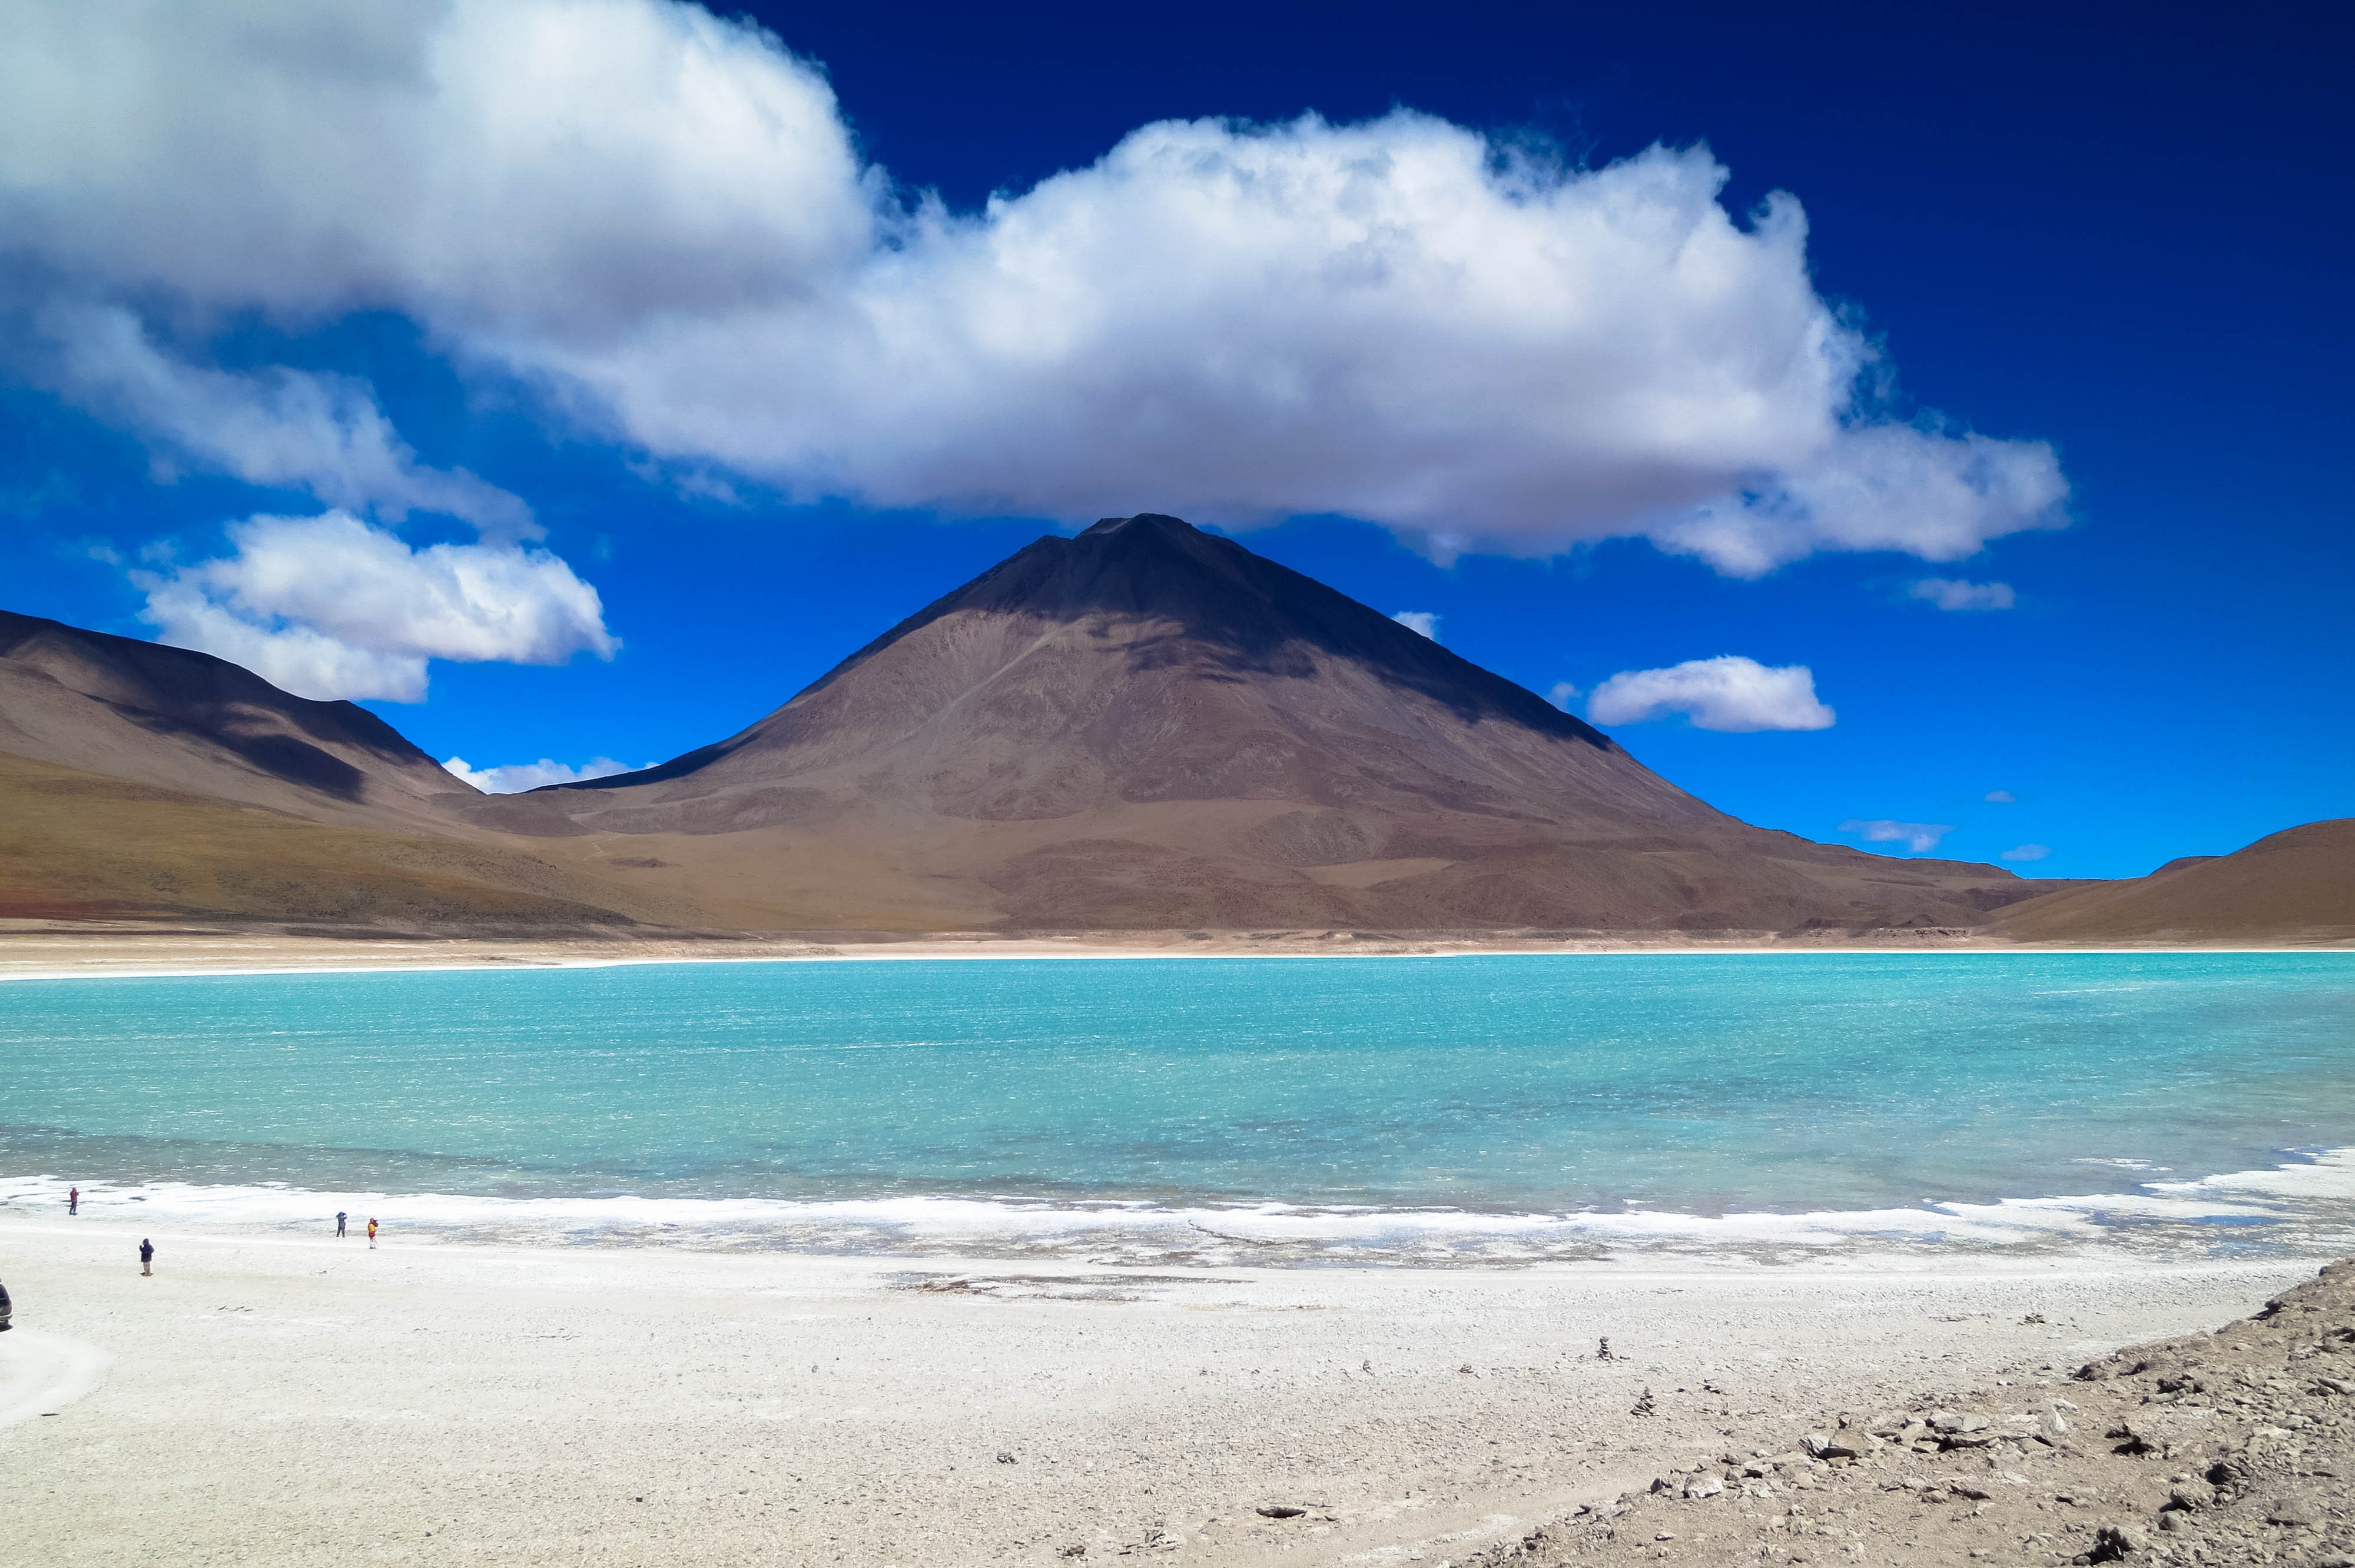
[0,1209,2318,1567]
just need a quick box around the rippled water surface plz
[4,952,2350,1261]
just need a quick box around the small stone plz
[2088,1523,2145,1561]
[997,1452,1017,1465]
[1929,1411,1989,1434]
[1255,1506,1306,1520]
[1681,1476,1724,1500]
[2262,1497,2318,1526]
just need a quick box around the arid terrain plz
[2,519,2347,949]
[1,1202,2341,1568]
[1471,1261,2355,1568]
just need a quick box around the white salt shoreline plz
[0,935,2343,984]
[0,1208,2327,1567]
[5,1145,2351,1274]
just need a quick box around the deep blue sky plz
[5,0,2348,878]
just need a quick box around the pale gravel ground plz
[0,1213,2314,1567]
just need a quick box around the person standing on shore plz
[366,1217,377,1248]
[336,1211,347,1238]
[68,1187,78,1215]
[139,1238,153,1276]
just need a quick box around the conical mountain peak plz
[440,515,2045,932]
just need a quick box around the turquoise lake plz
[3,952,2351,1262]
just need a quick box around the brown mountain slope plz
[1988,817,2355,944]
[0,607,475,830]
[0,612,738,932]
[0,750,656,929]
[465,514,2054,933]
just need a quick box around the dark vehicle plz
[0,1277,11,1331]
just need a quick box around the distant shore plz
[1,922,2346,982]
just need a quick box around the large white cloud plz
[137,511,618,702]
[1587,656,1835,732]
[0,0,2068,573]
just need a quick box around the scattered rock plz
[2164,1480,2214,1511]
[2086,1523,2145,1561]
[1630,1387,1656,1417]
[1491,1261,2355,1568]
[997,1451,1017,1465]
[1255,1506,1306,1520]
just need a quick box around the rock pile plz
[1468,1261,2355,1567]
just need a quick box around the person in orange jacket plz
[367,1217,378,1248]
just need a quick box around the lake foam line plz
[6,1148,2350,1269]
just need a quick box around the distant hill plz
[464,514,2055,933]
[0,610,698,931]
[1988,818,2355,945]
[0,608,472,830]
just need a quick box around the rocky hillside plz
[1470,1262,2355,1567]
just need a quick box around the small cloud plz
[1983,789,2018,803]
[2000,843,2052,862]
[136,509,618,702]
[443,756,639,795]
[1840,818,1956,854]
[1908,578,2016,612]
[82,539,122,565]
[1391,610,1441,641]
[1588,655,1834,732]
[1546,680,1580,712]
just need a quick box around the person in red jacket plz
[366,1217,378,1248]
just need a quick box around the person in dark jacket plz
[139,1237,154,1276]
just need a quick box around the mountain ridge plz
[8,516,2334,941]
[0,607,474,828]
[452,514,2054,932]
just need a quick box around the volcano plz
[460,514,2049,932]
